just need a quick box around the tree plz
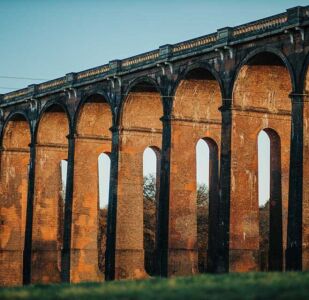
[259,200,270,271]
[98,206,108,273]
[143,174,157,275]
[196,183,209,273]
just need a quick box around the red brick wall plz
[230,61,291,271]
[32,109,69,284]
[70,100,112,282]
[116,91,162,279]
[169,76,221,276]
[0,118,30,286]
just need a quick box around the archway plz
[0,114,31,286]
[230,51,292,272]
[196,138,219,273]
[143,146,160,276]
[258,129,282,271]
[32,104,69,283]
[70,94,112,282]
[169,67,222,276]
[116,80,163,279]
[98,152,111,275]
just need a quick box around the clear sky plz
[1,0,308,92]
[2,0,303,206]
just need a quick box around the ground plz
[0,272,308,300]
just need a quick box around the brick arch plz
[121,79,163,130]
[173,66,222,122]
[74,91,113,132]
[70,93,112,283]
[75,93,112,137]
[36,102,70,145]
[2,112,31,150]
[167,66,222,276]
[233,50,293,111]
[116,79,162,279]
[32,103,70,284]
[233,47,296,94]
[0,113,31,286]
[229,50,292,272]
[172,62,224,98]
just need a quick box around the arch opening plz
[196,138,219,273]
[98,152,111,274]
[233,51,292,112]
[258,128,283,271]
[143,146,161,276]
[174,67,222,122]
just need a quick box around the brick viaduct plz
[0,6,309,286]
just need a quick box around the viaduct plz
[0,6,309,286]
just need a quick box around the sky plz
[2,0,304,206]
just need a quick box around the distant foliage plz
[196,183,209,273]
[97,181,271,274]
[143,174,156,202]
[143,174,157,275]
[259,200,270,271]
[98,207,108,273]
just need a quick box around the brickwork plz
[230,55,292,272]
[169,73,221,276]
[0,6,308,286]
[0,117,30,286]
[70,99,112,282]
[31,107,69,283]
[303,70,309,270]
[116,90,162,279]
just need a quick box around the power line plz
[0,76,49,81]
[0,86,20,90]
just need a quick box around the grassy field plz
[0,272,308,300]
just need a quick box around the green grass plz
[0,272,308,300]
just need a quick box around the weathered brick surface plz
[32,109,69,284]
[169,76,221,276]
[303,71,309,270]
[1,9,309,286]
[70,100,112,282]
[0,118,30,286]
[230,61,291,272]
[116,91,162,279]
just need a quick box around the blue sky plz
[1,0,308,92]
[2,1,303,206]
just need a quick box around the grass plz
[0,272,308,300]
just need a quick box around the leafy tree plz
[98,207,108,273]
[196,183,209,273]
[259,200,270,271]
[143,174,157,275]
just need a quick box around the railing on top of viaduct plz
[0,6,308,104]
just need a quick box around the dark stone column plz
[216,102,232,273]
[61,134,75,282]
[23,142,36,285]
[105,126,120,280]
[286,93,303,270]
[156,112,171,277]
